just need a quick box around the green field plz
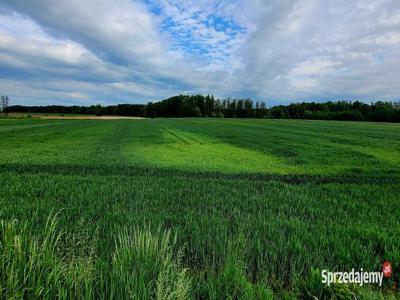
[0,117,399,299]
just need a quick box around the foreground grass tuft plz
[109,227,191,299]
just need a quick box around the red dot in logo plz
[383,261,392,278]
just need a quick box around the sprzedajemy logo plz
[321,261,392,287]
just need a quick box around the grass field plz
[0,117,399,299]
[5,112,143,120]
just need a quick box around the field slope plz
[0,117,399,299]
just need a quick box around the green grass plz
[0,118,399,299]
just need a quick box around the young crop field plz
[0,117,399,299]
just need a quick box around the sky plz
[0,0,399,106]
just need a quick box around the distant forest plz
[8,94,400,122]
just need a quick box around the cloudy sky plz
[0,0,399,106]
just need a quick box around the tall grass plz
[107,227,191,299]
[0,214,191,299]
[0,214,66,298]
[198,236,274,299]
[2,214,394,299]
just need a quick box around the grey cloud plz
[231,0,400,103]
[0,0,399,105]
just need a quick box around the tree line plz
[6,94,400,122]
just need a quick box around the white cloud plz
[361,32,400,46]
[290,59,338,77]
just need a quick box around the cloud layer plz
[0,0,399,105]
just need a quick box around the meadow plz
[0,117,399,299]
